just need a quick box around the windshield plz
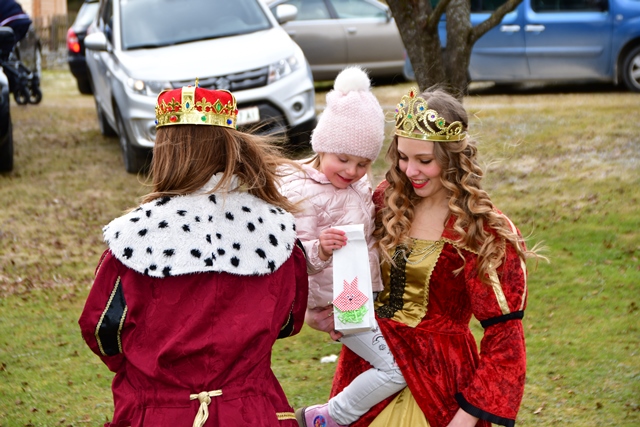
[120,0,273,50]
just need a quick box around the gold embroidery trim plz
[277,412,296,420]
[376,239,444,328]
[117,306,128,353]
[95,276,124,356]
[501,214,528,311]
[488,269,510,315]
[94,254,107,278]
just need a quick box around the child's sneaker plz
[295,403,345,427]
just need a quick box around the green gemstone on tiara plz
[394,86,466,142]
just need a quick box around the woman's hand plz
[318,228,347,261]
[305,306,343,341]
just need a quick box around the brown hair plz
[141,125,300,213]
[376,89,537,284]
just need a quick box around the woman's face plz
[397,137,446,200]
[319,152,371,189]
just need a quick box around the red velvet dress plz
[330,185,528,427]
[79,175,309,427]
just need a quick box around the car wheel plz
[77,78,93,95]
[28,86,42,104]
[94,96,116,137]
[14,87,29,105]
[0,120,13,172]
[621,45,640,93]
[114,106,151,174]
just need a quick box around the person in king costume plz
[79,83,309,427]
[330,88,541,427]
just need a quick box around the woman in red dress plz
[79,84,308,427]
[330,87,542,427]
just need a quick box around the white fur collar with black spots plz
[103,174,297,277]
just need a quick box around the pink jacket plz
[280,163,382,309]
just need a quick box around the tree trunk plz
[387,0,447,89]
[387,0,524,99]
[444,0,472,99]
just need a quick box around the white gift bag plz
[332,224,375,334]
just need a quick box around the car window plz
[470,0,509,12]
[281,0,331,20]
[431,0,511,13]
[530,0,608,12]
[99,0,114,43]
[75,2,100,28]
[120,0,272,50]
[330,0,387,19]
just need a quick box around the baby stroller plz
[0,26,41,105]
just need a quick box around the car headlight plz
[267,55,300,84]
[126,78,172,96]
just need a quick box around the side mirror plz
[385,8,392,23]
[84,31,108,52]
[275,4,298,24]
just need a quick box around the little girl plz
[280,67,407,427]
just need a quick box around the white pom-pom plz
[334,66,371,93]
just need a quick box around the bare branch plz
[470,0,523,43]
[429,0,454,32]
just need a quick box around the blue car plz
[404,0,640,91]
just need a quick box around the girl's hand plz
[318,228,347,261]
[305,306,343,341]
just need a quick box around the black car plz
[67,0,99,94]
[0,27,14,172]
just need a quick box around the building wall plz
[19,0,67,23]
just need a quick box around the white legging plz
[328,319,407,425]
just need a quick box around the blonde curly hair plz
[375,89,536,284]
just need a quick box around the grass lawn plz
[0,71,638,426]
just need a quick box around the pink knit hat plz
[311,67,385,161]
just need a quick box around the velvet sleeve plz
[278,242,310,339]
[373,180,389,214]
[456,240,528,427]
[78,250,127,373]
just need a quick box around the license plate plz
[236,106,260,125]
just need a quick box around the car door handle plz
[525,24,545,32]
[346,27,357,35]
[500,25,521,32]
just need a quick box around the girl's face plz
[397,137,446,200]
[319,153,371,189]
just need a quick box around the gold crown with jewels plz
[394,87,466,141]
[155,79,238,129]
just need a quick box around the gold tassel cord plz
[190,390,223,427]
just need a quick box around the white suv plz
[85,0,317,173]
